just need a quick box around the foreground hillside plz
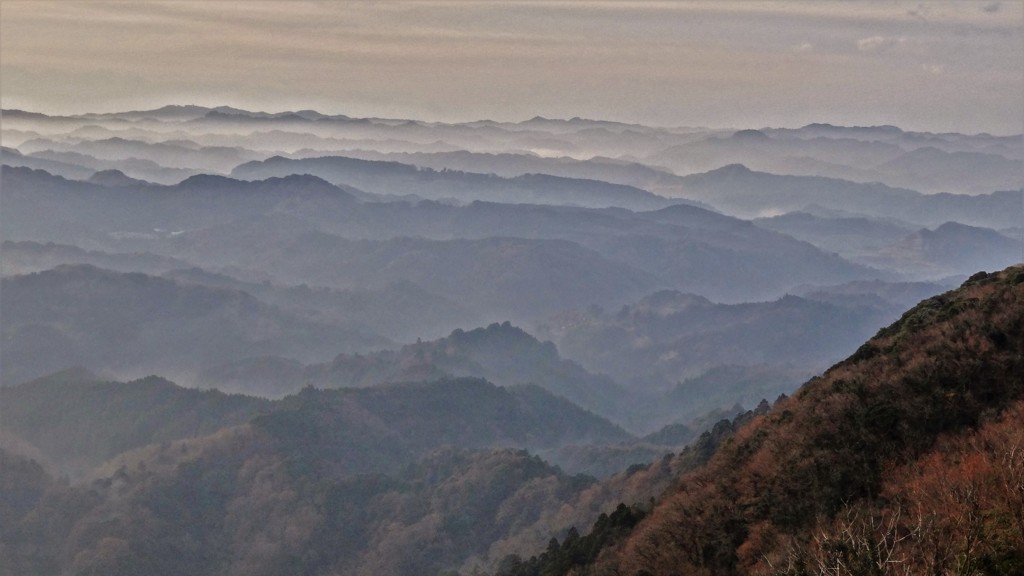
[514,266,1023,575]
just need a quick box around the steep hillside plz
[563,266,1024,575]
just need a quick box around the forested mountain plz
[0,369,270,479]
[0,265,389,385]
[502,265,1024,576]
[199,322,630,426]
[0,375,650,576]
[3,100,1021,576]
[6,265,1019,576]
[0,368,632,478]
[0,372,776,576]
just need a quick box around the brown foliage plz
[599,266,1024,575]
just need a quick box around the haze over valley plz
[1,2,1022,575]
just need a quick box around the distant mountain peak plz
[729,129,769,140]
[210,105,253,116]
[706,163,754,176]
[87,169,147,187]
[175,173,239,188]
[449,321,536,344]
[636,290,712,310]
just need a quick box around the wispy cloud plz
[857,35,906,52]
[1,1,1020,134]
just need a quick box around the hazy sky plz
[2,1,1022,134]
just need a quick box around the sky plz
[1,1,1022,134]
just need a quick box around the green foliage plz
[493,503,648,576]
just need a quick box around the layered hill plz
[678,164,1022,229]
[199,322,629,426]
[752,211,917,257]
[860,221,1023,279]
[0,375,646,576]
[0,240,190,277]
[0,265,389,385]
[0,369,270,479]
[539,289,894,395]
[164,267,479,342]
[0,369,630,481]
[5,266,1021,576]
[647,125,1022,195]
[2,166,880,304]
[231,154,682,211]
[155,221,657,321]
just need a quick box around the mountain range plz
[2,104,1021,576]
[3,265,1020,576]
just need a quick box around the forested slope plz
[499,265,1024,576]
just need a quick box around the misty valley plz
[1,105,1022,576]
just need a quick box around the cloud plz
[982,2,1001,13]
[1,1,1020,133]
[856,35,905,52]
[922,63,946,75]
